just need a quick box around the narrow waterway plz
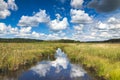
[0,48,93,80]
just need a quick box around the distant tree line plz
[0,38,43,43]
[0,38,119,43]
[86,39,120,43]
[0,38,80,43]
[104,39,120,43]
[45,39,81,43]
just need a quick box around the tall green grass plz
[0,42,65,72]
[63,43,120,80]
[0,42,119,80]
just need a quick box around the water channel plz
[0,48,93,80]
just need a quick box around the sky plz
[0,0,120,41]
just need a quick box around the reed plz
[0,42,65,72]
[0,42,119,80]
[63,43,120,80]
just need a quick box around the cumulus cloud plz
[96,17,120,31]
[0,23,18,35]
[48,14,69,31]
[0,23,34,38]
[0,0,17,19]
[74,24,84,31]
[18,10,69,31]
[107,17,120,24]
[16,31,68,40]
[0,23,31,37]
[20,27,32,33]
[0,23,8,34]
[70,9,93,24]
[0,0,10,19]
[97,21,109,30]
[8,0,18,10]
[72,16,120,41]
[71,0,84,9]
[88,0,120,12]
[0,22,69,40]
[18,10,50,27]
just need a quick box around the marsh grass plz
[63,43,120,80]
[0,42,119,80]
[0,42,65,72]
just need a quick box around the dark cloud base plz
[88,0,120,12]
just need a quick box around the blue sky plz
[0,0,120,41]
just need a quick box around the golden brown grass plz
[63,43,120,80]
[0,42,120,80]
[0,42,65,71]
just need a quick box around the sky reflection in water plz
[19,48,92,80]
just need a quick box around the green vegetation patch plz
[0,42,65,72]
[0,42,120,80]
[62,43,120,80]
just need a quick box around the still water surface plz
[0,48,93,80]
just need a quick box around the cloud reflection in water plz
[19,48,92,80]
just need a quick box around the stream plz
[0,48,93,80]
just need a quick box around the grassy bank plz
[0,42,120,80]
[63,43,120,80]
[0,42,65,72]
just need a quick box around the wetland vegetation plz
[0,40,120,80]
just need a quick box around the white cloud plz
[0,0,17,19]
[74,24,84,31]
[0,22,69,40]
[71,16,120,41]
[0,0,10,19]
[70,9,93,24]
[97,17,120,30]
[0,23,8,34]
[46,31,68,40]
[0,23,19,35]
[0,23,32,38]
[9,27,18,34]
[71,0,83,9]
[56,13,62,20]
[18,11,69,32]
[97,21,109,30]
[31,31,46,39]
[48,14,69,31]
[18,10,50,27]
[99,32,112,39]
[8,0,18,10]
[20,27,32,33]
[107,17,120,26]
